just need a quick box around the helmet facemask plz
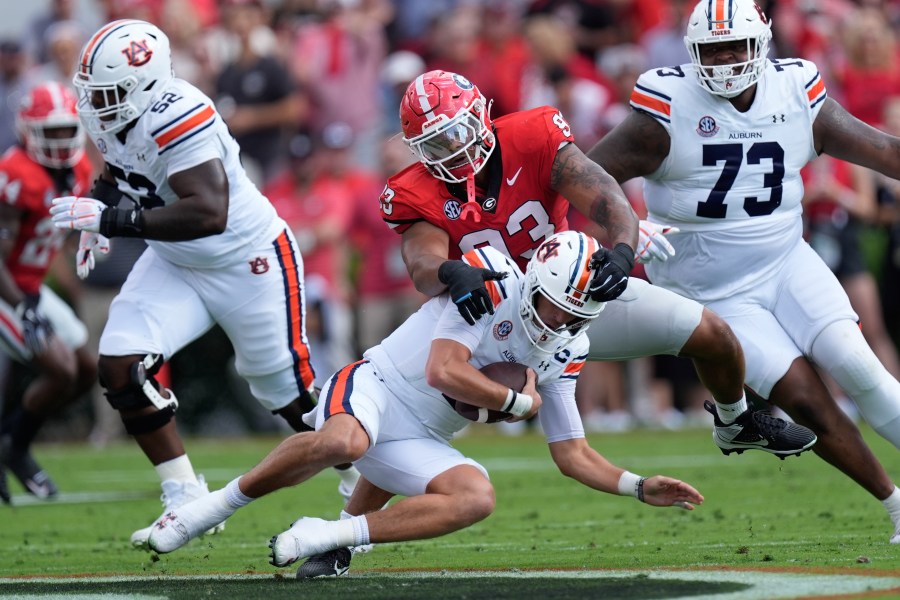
[518,231,606,354]
[684,0,772,98]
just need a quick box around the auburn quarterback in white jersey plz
[588,0,900,543]
[48,19,347,548]
[139,232,704,567]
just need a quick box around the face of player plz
[697,40,751,68]
[89,87,125,122]
[533,294,591,337]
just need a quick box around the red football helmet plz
[17,82,84,169]
[399,70,496,183]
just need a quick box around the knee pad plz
[104,354,179,435]
[812,320,900,431]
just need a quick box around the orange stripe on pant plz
[325,360,367,419]
[273,230,316,393]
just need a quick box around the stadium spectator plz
[288,0,392,170]
[23,20,85,90]
[0,82,97,502]
[141,232,706,570]
[587,0,900,543]
[215,0,304,185]
[51,19,356,547]
[0,41,27,154]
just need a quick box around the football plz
[449,362,530,423]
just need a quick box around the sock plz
[715,394,749,425]
[225,477,254,508]
[334,514,370,547]
[155,455,199,485]
[7,408,44,452]
[340,509,354,520]
[883,486,900,529]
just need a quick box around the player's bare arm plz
[550,142,638,249]
[548,438,703,509]
[586,110,671,184]
[814,97,900,176]
[142,159,229,241]
[400,220,451,296]
[425,338,541,418]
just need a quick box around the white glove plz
[76,231,111,280]
[635,220,679,264]
[50,196,107,232]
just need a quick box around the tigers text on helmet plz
[73,20,174,134]
[399,70,496,183]
[684,0,772,98]
[519,231,606,354]
[16,82,84,169]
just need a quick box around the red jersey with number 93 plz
[0,147,92,294]
[380,106,574,271]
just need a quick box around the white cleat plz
[268,517,341,568]
[891,525,900,544]
[131,475,225,549]
[147,488,236,553]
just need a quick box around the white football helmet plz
[684,0,772,98]
[73,20,174,134]
[16,82,84,169]
[519,231,606,354]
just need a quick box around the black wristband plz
[612,242,636,272]
[90,178,126,206]
[98,207,145,238]
[636,477,647,503]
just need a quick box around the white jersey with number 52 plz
[632,59,827,302]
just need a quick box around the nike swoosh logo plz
[334,560,349,575]
[506,167,522,186]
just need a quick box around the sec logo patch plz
[493,320,513,340]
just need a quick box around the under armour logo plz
[538,360,551,372]
[249,257,269,274]
[773,114,785,123]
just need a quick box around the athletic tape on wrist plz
[503,390,533,417]
[617,471,642,497]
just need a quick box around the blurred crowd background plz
[2,0,900,443]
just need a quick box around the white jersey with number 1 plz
[632,59,826,303]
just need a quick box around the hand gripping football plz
[448,362,530,423]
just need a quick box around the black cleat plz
[703,400,817,458]
[1,440,58,499]
[296,548,352,579]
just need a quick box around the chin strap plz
[460,172,482,222]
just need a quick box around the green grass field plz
[2,424,900,598]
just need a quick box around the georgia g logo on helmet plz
[122,39,153,67]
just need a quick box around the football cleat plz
[296,547,352,578]
[131,475,225,549]
[0,438,58,499]
[147,488,236,554]
[704,401,817,458]
[891,525,900,545]
[269,517,341,568]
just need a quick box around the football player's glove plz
[588,243,634,302]
[438,260,508,326]
[17,295,53,355]
[76,231,111,280]
[635,220,679,264]
[50,196,106,232]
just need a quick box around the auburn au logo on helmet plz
[122,39,153,67]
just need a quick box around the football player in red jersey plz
[0,81,98,502]
[294,70,816,577]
